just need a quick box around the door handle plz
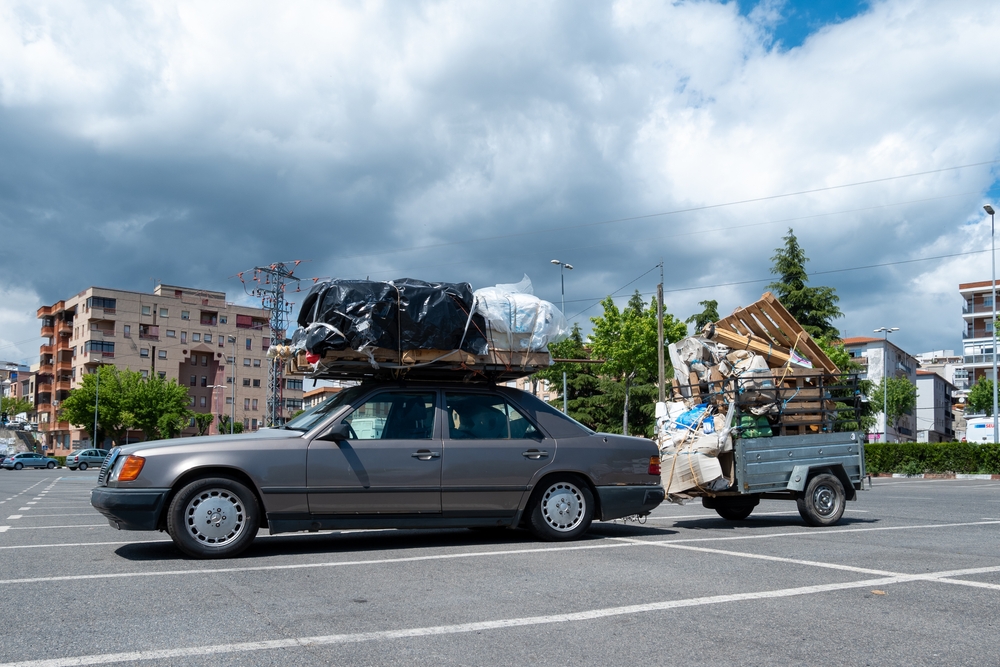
[522,450,549,459]
[411,450,440,460]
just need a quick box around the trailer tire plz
[714,498,756,521]
[797,473,846,527]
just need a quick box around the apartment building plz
[914,350,968,393]
[960,280,1000,384]
[0,362,34,418]
[915,370,956,442]
[36,283,303,453]
[842,336,918,442]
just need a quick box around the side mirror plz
[319,421,351,442]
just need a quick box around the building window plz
[204,334,212,343]
[201,376,207,387]
[202,355,208,366]
[988,321,995,333]
[986,296,994,308]
[181,311,190,320]
[251,418,258,430]
[246,338,252,350]
[244,398,250,410]
[159,308,168,318]
[158,371,166,379]
[87,296,117,312]
[285,379,303,391]
[200,396,207,407]
[189,396,196,406]
[220,316,228,325]
[190,375,197,387]
[253,359,261,367]
[244,418,250,429]
[200,311,218,326]
[244,359,251,367]
[242,378,251,387]
[140,349,149,358]
[253,379,261,387]
[84,340,115,357]
[262,338,271,351]
[192,333,201,342]
[180,332,187,343]
[252,398,258,411]
[157,350,167,359]
[189,417,196,427]
[141,370,149,378]
[226,376,233,384]
[123,325,131,337]
[166,330,175,338]
[142,306,151,316]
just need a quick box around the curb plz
[876,473,1000,480]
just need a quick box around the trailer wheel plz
[714,498,756,521]
[797,473,846,526]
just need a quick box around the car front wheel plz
[46,461,55,469]
[527,476,594,541]
[167,477,260,559]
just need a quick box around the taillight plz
[117,455,145,482]
[648,455,660,476]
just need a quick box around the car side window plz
[445,393,540,440]
[341,392,435,440]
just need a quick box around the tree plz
[218,414,245,434]
[194,412,214,436]
[685,299,719,333]
[589,291,687,436]
[60,369,192,445]
[872,376,917,439]
[768,228,843,339]
[534,324,604,428]
[0,396,32,421]
[967,379,995,416]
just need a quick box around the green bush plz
[52,456,66,467]
[865,442,1000,475]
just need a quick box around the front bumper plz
[595,485,665,521]
[90,487,170,531]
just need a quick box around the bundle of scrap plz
[656,292,839,501]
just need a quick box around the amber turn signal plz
[118,455,146,482]
[648,455,660,476]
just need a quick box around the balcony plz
[55,359,73,372]
[40,325,54,337]
[91,329,115,338]
[963,355,996,365]
[55,379,71,392]
[39,344,53,356]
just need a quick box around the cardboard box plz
[661,451,724,494]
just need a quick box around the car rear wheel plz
[527,476,594,541]
[167,477,260,559]
[78,463,88,471]
[13,463,22,470]
[46,461,55,469]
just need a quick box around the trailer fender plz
[788,465,856,501]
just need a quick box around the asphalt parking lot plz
[0,470,998,666]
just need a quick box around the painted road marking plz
[5,525,108,531]
[0,540,172,551]
[5,513,100,518]
[7,515,22,520]
[0,527,8,533]
[1,565,998,667]
[17,508,30,511]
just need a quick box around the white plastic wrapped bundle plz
[474,275,570,352]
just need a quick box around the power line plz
[331,160,1000,263]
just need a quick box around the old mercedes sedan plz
[91,382,665,558]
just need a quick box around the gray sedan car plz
[65,449,110,471]
[92,382,665,559]
[2,452,59,470]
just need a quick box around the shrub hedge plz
[865,442,1000,475]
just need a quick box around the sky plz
[1,0,999,367]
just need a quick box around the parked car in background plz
[92,381,665,559]
[65,449,110,471]
[1,452,59,470]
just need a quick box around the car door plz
[307,390,442,515]
[441,391,553,516]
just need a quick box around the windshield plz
[283,385,368,432]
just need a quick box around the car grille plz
[97,448,119,486]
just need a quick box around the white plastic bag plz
[474,275,570,351]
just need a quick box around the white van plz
[965,417,996,443]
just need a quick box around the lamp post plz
[228,336,237,434]
[874,327,899,442]
[93,364,100,448]
[986,204,998,444]
[551,259,574,414]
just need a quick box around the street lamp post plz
[93,364,100,448]
[551,259,574,414]
[228,336,237,435]
[874,327,899,442]
[986,205,998,444]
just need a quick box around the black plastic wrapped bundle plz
[296,279,489,357]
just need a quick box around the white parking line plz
[5,525,108,531]
[0,539,172,550]
[17,508,30,511]
[1,565,997,667]
[5,513,99,518]
[0,527,8,533]
[7,515,22,520]
[660,519,1000,544]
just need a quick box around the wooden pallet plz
[287,347,553,380]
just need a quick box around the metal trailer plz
[686,372,868,526]
[700,431,866,526]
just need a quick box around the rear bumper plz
[595,485,665,521]
[90,487,170,531]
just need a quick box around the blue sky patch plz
[742,0,871,49]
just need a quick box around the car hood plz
[115,428,299,457]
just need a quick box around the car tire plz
[167,477,260,559]
[796,473,846,527]
[714,498,756,521]
[527,476,594,542]
[13,463,22,470]
[78,463,88,471]
[46,461,56,469]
